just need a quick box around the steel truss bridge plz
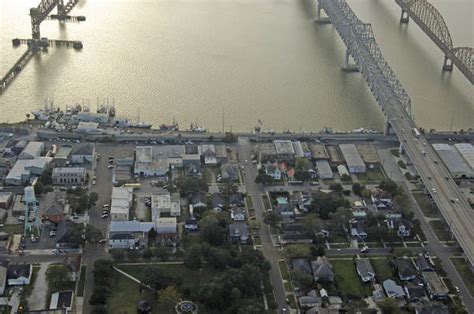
[397,0,473,84]
[316,0,474,267]
[0,0,85,93]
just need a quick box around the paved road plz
[238,138,289,313]
[81,144,115,314]
[378,146,474,312]
[386,105,474,267]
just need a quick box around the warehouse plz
[339,144,366,173]
[110,187,134,221]
[433,144,473,179]
[454,143,474,170]
[315,160,333,179]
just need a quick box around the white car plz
[17,215,25,221]
[108,165,115,169]
[101,213,109,219]
[92,179,96,185]
[30,235,37,242]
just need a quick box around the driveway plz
[28,263,50,310]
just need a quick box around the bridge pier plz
[341,49,358,72]
[442,55,453,71]
[400,10,409,23]
[384,119,393,136]
[399,142,405,155]
[315,4,331,24]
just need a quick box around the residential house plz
[292,259,312,275]
[69,143,94,164]
[183,155,202,177]
[220,163,239,181]
[108,220,159,249]
[404,284,427,302]
[7,264,32,285]
[350,221,368,239]
[52,167,86,186]
[422,271,449,300]
[199,145,217,164]
[371,188,393,209]
[265,163,281,180]
[397,221,411,237]
[215,145,228,164]
[228,193,243,207]
[416,256,434,272]
[383,279,405,298]
[280,222,313,244]
[42,191,66,223]
[49,290,73,311]
[393,258,417,281]
[231,208,246,221]
[184,218,199,232]
[228,223,249,244]
[191,193,207,209]
[311,257,334,283]
[276,197,293,217]
[356,259,375,282]
[211,193,225,211]
[299,290,322,309]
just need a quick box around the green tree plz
[263,211,281,227]
[352,183,365,196]
[377,297,401,314]
[148,228,158,245]
[294,170,311,181]
[329,183,343,194]
[88,192,99,208]
[46,265,73,292]
[110,249,126,263]
[40,167,53,185]
[255,168,273,185]
[184,244,202,269]
[200,215,227,246]
[85,225,103,244]
[154,246,170,262]
[34,181,44,195]
[379,179,401,196]
[175,177,208,196]
[221,181,239,196]
[292,269,313,288]
[340,174,352,182]
[143,248,153,260]
[158,285,181,307]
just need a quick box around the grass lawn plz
[261,194,272,211]
[355,168,386,183]
[203,167,219,184]
[4,224,23,235]
[108,270,156,314]
[371,258,394,282]
[429,220,451,242]
[262,272,277,310]
[330,259,372,298]
[412,192,438,218]
[77,265,87,297]
[245,195,254,210]
[22,266,40,298]
[278,260,290,281]
[450,257,474,296]
[119,264,220,293]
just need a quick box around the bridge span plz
[316,0,474,267]
[396,0,473,84]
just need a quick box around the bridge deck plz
[0,48,37,93]
[318,0,474,267]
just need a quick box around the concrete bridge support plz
[315,4,331,24]
[341,49,359,72]
[399,142,405,155]
[384,118,393,136]
[442,55,453,71]
[400,10,409,23]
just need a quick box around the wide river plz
[0,0,472,132]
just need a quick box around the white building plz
[433,144,473,178]
[339,144,366,173]
[19,141,44,160]
[5,157,52,186]
[337,164,350,177]
[110,187,133,221]
[315,160,333,179]
[134,146,170,178]
[152,192,181,219]
[52,167,86,186]
[76,122,100,134]
[454,143,474,170]
[199,145,217,164]
[156,217,177,234]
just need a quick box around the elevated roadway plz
[317,0,474,266]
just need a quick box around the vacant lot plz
[370,258,394,282]
[330,259,372,298]
[412,192,438,218]
[356,168,385,183]
[429,220,451,242]
[450,257,474,296]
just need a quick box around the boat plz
[160,117,178,131]
[188,122,206,133]
[129,121,152,129]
